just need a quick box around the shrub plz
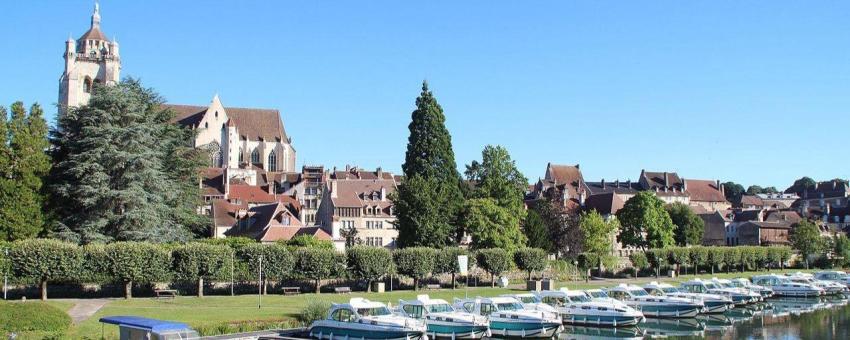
[514,248,548,280]
[284,235,334,250]
[10,239,82,300]
[295,247,338,293]
[0,301,71,335]
[722,247,742,273]
[629,252,649,277]
[475,248,512,287]
[433,247,470,288]
[104,242,172,298]
[172,243,233,297]
[347,246,393,292]
[394,247,435,290]
[705,246,723,274]
[298,300,332,325]
[688,246,708,274]
[668,247,690,275]
[199,237,257,251]
[80,243,112,284]
[238,243,295,294]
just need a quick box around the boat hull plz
[629,304,701,318]
[424,324,489,339]
[562,313,643,327]
[488,321,563,338]
[310,325,427,340]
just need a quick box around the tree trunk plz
[711,265,714,275]
[805,259,809,270]
[528,271,532,281]
[262,278,268,295]
[125,281,133,299]
[413,278,419,291]
[451,273,456,289]
[367,280,373,293]
[40,279,48,301]
[315,279,321,293]
[198,277,204,298]
[491,274,495,288]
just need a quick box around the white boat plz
[710,278,764,302]
[642,281,733,314]
[453,297,562,338]
[813,270,850,288]
[787,272,848,294]
[536,288,644,327]
[499,293,559,314]
[751,274,824,297]
[679,278,757,306]
[396,295,489,339]
[309,298,427,340]
[605,284,704,318]
[728,278,774,298]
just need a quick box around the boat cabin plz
[99,316,199,340]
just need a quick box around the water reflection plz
[557,295,850,339]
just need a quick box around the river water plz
[558,295,850,339]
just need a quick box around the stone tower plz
[58,3,121,115]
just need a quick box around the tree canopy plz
[616,192,675,250]
[665,202,705,246]
[49,79,205,243]
[522,209,552,251]
[464,145,528,214]
[393,81,463,248]
[722,182,745,205]
[790,219,823,269]
[533,198,582,257]
[460,198,526,251]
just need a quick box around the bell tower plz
[58,2,121,115]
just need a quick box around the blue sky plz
[1,1,848,188]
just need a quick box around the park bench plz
[425,284,441,290]
[334,286,352,294]
[281,286,300,295]
[154,289,178,299]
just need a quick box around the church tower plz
[58,3,121,115]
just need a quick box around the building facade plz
[58,3,121,115]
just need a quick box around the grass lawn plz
[68,269,813,339]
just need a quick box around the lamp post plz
[258,255,263,309]
[3,247,8,300]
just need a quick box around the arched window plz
[83,77,93,93]
[251,148,260,165]
[239,150,244,164]
[207,142,222,167]
[268,150,277,171]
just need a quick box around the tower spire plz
[91,1,101,29]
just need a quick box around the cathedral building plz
[58,3,121,115]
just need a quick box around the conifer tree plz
[50,79,201,243]
[0,102,50,241]
[393,81,463,248]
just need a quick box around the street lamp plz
[3,247,8,300]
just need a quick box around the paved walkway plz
[67,299,110,324]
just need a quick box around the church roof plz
[165,104,289,142]
[79,27,107,41]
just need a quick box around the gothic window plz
[207,142,222,167]
[251,148,260,165]
[83,77,93,93]
[268,150,277,171]
[239,150,244,164]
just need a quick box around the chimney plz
[575,163,580,169]
[600,178,605,189]
[682,178,688,191]
[579,190,586,206]
[380,186,387,201]
[376,167,383,178]
[626,179,631,188]
[664,172,669,188]
[614,179,620,188]
[345,164,350,172]
[223,168,230,199]
[330,180,338,198]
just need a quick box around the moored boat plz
[787,272,848,294]
[728,278,774,299]
[710,278,763,302]
[397,295,489,339]
[537,288,644,327]
[605,284,704,318]
[453,297,562,338]
[309,298,427,340]
[642,281,733,314]
[751,274,824,297]
[679,278,757,306]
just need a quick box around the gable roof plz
[583,192,625,215]
[684,179,727,202]
[740,195,763,207]
[165,104,288,142]
[640,170,683,190]
[331,178,397,210]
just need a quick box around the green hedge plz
[475,248,512,287]
[514,247,547,280]
[347,246,393,292]
[10,239,82,300]
[393,247,435,290]
[643,245,793,276]
[172,243,233,297]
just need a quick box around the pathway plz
[67,299,110,324]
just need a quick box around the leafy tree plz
[49,79,202,243]
[646,249,669,278]
[790,220,824,269]
[341,226,361,248]
[578,211,618,274]
[460,198,526,251]
[533,198,582,257]
[722,182,745,205]
[172,243,232,297]
[104,242,172,298]
[629,252,649,277]
[514,248,548,280]
[0,103,50,241]
[616,192,675,250]
[284,235,334,249]
[238,243,294,294]
[523,209,552,251]
[475,249,512,287]
[394,247,435,290]
[294,248,338,293]
[347,246,393,292]
[464,145,528,215]
[832,235,850,268]
[394,81,464,248]
[433,247,469,288]
[688,246,708,275]
[790,177,817,192]
[668,247,690,276]
[10,239,82,300]
[746,185,764,195]
[721,247,742,273]
[665,202,705,246]
[705,246,723,274]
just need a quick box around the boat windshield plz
[357,307,392,316]
[727,281,745,288]
[588,291,608,298]
[428,304,454,313]
[628,289,648,296]
[496,302,524,311]
[569,294,591,302]
[704,282,720,289]
[661,287,679,293]
[517,296,540,304]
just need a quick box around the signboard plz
[457,255,469,276]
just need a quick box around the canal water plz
[558,295,850,339]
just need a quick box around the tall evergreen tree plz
[393,81,463,248]
[0,102,50,241]
[49,79,201,243]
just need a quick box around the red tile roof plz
[228,184,276,204]
[684,179,727,202]
[165,104,288,142]
[583,192,625,215]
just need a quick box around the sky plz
[1,1,848,189]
